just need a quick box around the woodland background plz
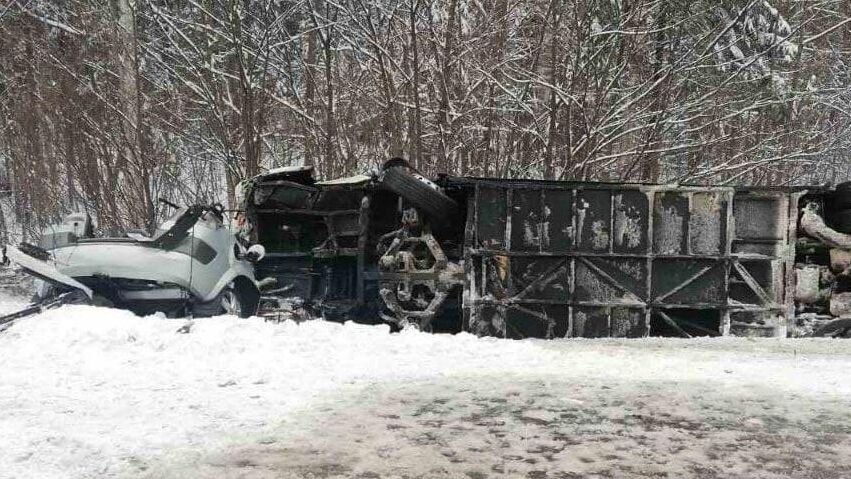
[0,0,850,239]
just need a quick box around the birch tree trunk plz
[111,0,151,230]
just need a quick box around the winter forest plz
[0,0,849,238]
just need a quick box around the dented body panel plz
[4,205,262,320]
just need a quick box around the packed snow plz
[1,298,850,478]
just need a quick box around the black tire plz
[813,318,851,338]
[192,282,254,318]
[834,182,851,210]
[381,166,458,223]
[831,208,851,234]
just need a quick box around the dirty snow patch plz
[1,305,851,477]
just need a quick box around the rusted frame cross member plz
[656,310,691,338]
[731,260,775,306]
[576,256,644,303]
[510,257,571,302]
[783,192,805,336]
[504,303,556,339]
[654,263,717,303]
[464,191,479,332]
[656,310,722,338]
[356,195,370,305]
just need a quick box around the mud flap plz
[4,245,93,299]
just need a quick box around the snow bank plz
[0,306,555,477]
[0,298,26,316]
[1,305,851,477]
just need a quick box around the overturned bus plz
[3,159,850,338]
[244,159,851,339]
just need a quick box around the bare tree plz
[1,0,849,238]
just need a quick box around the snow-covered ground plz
[1,296,850,478]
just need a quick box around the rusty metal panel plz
[509,257,570,301]
[480,255,509,299]
[468,304,505,337]
[727,191,792,336]
[652,259,726,306]
[610,307,647,338]
[650,309,721,337]
[476,186,507,249]
[732,242,783,257]
[573,307,610,338]
[577,190,611,252]
[733,195,789,240]
[729,259,782,304]
[543,190,574,250]
[690,192,726,255]
[575,257,646,304]
[569,306,646,338]
[510,189,544,252]
[613,191,649,254]
[653,192,688,255]
[463,181,797,339]
[504,304,569,339]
